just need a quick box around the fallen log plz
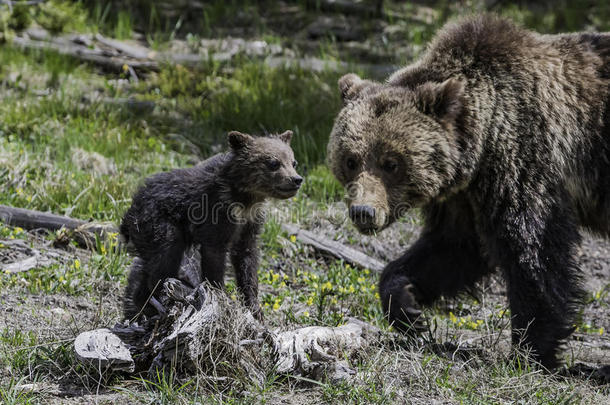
[93,33,153,60]
[11,34,397,78]
[0,204,117,248]
[11,36,160,72]
[282,223,385,272]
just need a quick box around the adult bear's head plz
[327,73,465,234]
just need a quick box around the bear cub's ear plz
[228,131,254,150]
[338,73,377,104]
[414,78,464,125]
[276,130,293,144]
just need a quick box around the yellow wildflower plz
[290,235,297,243]
[74,259,81,270]
[449,312,457,324]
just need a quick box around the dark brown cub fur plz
[121,130,302,321]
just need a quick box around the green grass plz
[143,59,343,165]
[0,377,37,405]
[0,44,343,223]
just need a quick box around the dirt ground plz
[1,220,608,403]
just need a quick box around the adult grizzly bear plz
[327,14,609,369]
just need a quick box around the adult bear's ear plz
[228,131,254,150]
[338,73,376,104]
[276,130,293,144]
[414,78,464,125]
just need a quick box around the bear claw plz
[387,283,427,334]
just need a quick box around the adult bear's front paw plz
[382,282,427,335]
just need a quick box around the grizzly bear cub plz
[121,130,302,321]
[327,14,609,369]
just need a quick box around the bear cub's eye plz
[267,159,281,171]
[292,161,298,168]
[346,158,358,171]
[381,160,398,173]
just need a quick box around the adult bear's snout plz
[349,204,377,232]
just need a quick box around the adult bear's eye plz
[381,159,398,173]
[267,160,281,171]
[346,158,357,171]
[292,160,298,168]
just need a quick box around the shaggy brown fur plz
[327,14,610,369]
[121,131,302,321]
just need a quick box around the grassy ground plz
[0,1,609,404]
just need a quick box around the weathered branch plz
[11,36,160,72]
[0,204,115,234]
[0,204,117,248]
[282,223,385,272]
[93,33,152,60]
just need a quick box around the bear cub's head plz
[228,130,302,199]
[327,73,464,234]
